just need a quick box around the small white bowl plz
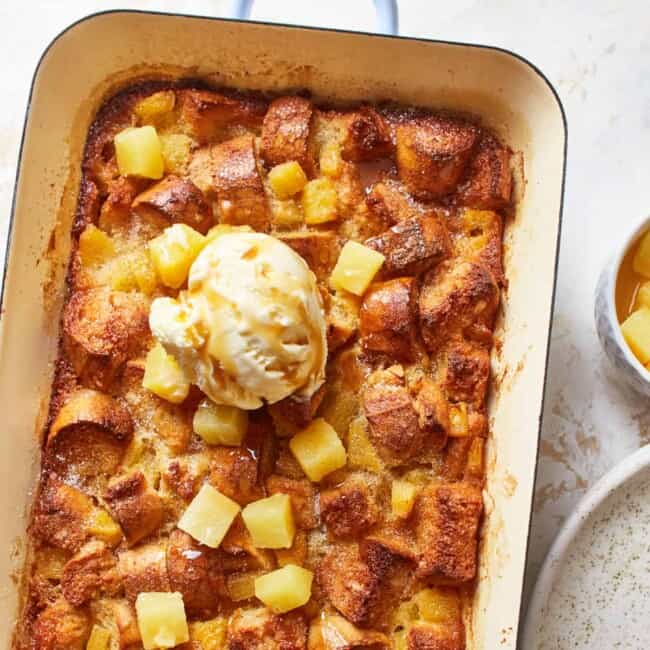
[595,215,650,397]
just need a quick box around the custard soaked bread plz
[15,81,513,650]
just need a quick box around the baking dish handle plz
[226,0,399,36]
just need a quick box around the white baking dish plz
[0,10,566,648]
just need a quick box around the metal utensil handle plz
[226,0,399,35]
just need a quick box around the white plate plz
[523,444,650,649]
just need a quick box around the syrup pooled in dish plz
[14,84,513,650]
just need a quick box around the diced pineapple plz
[414,588,460,623]
[302,177,338,224]
[193,399,248,446]
[289,418,347,482]
[149,223,206,289]
[391,480,417,519]
[621,307,650,364]
[270,197,303,227]
[135,592,189,650]
[142,343,190,404]
[110,251,157,295]
[347,417,383,472]
[636,281,650,310]
[205,224,253,242]
[268,161,308,199]
[78,225,115,267]
[330,241,385,296]
[88,508,123,546]
[465,437,484,480]
[448,402,469,437]
[254,564,313,613]
[134,90,176,126]
[189,617,227,650]
[242,494,295,549]
[227,572,260,601]
[319,142,343,178]
[178,484,240,548]
[86,625,112,650]
[114,126,164,179]
[160,133,193,175]
[634,230,650,278]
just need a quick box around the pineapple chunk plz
[414,587,460,623]
[227,572,260,601]
[347,417,383,472]
[302,177,338,224]
[134,90,176,125]
[88,508,123,546]
[143,343,190,404]
[193,399,248,446]
[160,133,193,175]
[621,307,650,364]
[190,618,227,649]
[448,403,469,437]
[466,437,484,479]
[319,142,343,178]
[391,480,417,518]
[254,564,313,613]
[135,592,189,650]
[633,230,650,278]
[114,126,164,179]
[110,251,157,295]
[636,281,650,310]
[330,241,385,296]
[242,494,295,549]
[86,625,112,650]
[78,225,115,267]
[178,484,240,548]
[289,418,347,482]
[149,223,206,289]
[268,161,308,199]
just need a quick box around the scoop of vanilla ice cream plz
[149,232,327,409]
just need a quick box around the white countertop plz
[2,0,650,627]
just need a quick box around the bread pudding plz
[14,80,513,650]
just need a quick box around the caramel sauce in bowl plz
[595,216,650,396]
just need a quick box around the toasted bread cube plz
[242,493,296,549]
[86,624,112,650]
[268,161,308,199]
[190,617,227,649]
[448,403,469,437]
[149,223,206,289]
[79,225,115,266]
[320,478,378,539]
[635,231,650,278]
[115,126,164,179]
[143,342,190,404]
[227,572,260,601]
[87,508,123,547]
[302,177,338,224]
[134,90,176,125]
[135,592,189,650]
[270,197,304,227]
[159,133,193,175]
[110,251,157,295]
[254,564,313,613]
[193,399,248,446]
[178,484,240,548]
[392,480,417,518]
[330,241,385,296]
[621,308,650,364]
[289,418,347,482]
[636,281,650,309]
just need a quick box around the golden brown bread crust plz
[17,80,514,649]
[261,96,317,176]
